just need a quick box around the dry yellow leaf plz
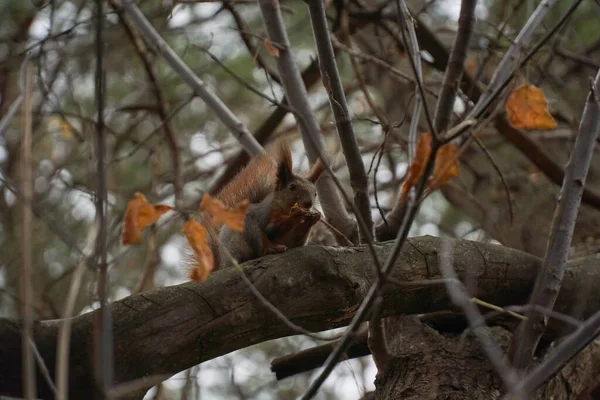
[121,192,172,245]
[400,132,432,201]
[428,143,460,192]
[505,84,557,130]
[264,39,280,58]
[182,220,214,282]
[400,132,461,201]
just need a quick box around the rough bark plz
[375,316,600,399]
[2,237,600,398]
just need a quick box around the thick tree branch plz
[4,237,600,398]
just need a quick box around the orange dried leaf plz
[121,192,172,245]
[153,205,173,217]
[400,132,432,201]
[182,220,214,282]
[200,193,248,232]
[429,143,460,190]
[466,59,476,76]
[505,84,557,130]
[264,39,280,58]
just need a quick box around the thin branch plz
[509,69,600,369]
[433,0,476,133]
[222,246,341,341]
[111,1,185,212]
[257,0,356,241]
[395,0,437,147]
[194,44,288,108]
[55,260,90,400]
[29,338,57,395]
[208,59,322,195]
[510,307,600,397]
[94,0,113,394]
[117,0,264,156]
[438,239,518,389]
[301,188,421,399]
[307,1,373,240]
[376,0,476,240]
[224,4,281,85]
[331,37,414,83]
[20,57,36,400]
[0,51,35,137]
[467,0,562,119]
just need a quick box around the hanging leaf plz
[200,193,248,232]
[182,220,214,282]
[399,132,433,201]
[264,39,280,58]
[466,59,476,76]
[428,143,460,193]
[121,192,172,245]
[505,84,557,130]
[400,132,461,201]
[59,120,73,139]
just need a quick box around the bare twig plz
[367,298,390,372]
[438,239,518,389]
[55,260,91,400]
[221,246,341,341]
[224,4,281,85]
[117,0,264,156]
[509,307,600,397]
[331,37,413,83]
[509,69,600,370]
[433,0,476,133]
[20,57,37,400]
[306,1,386,367]
[29,338,56,395]
[208,59,322,195]
[395,0,436,147]
[110,1,185,212]
[0,53,33,137]
[257,0,356,241]
[301,188,422,399]
[55,224,101,400]
[307,0,373,240]
[467,0,562,120]
[377,0,477,240]
[94,0,113,394]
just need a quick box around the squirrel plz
[200,140,325,271]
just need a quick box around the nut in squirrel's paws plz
[265,244,288,255]
[291,204,321,222]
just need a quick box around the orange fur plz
[195,139,323,274]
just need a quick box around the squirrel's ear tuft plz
[306,157,326,183]
[275,139,294,189]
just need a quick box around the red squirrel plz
[202,140,325,270]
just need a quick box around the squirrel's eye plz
[288,183,297,191]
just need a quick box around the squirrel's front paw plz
[265,244,287,255]
[299,210,321,224]
[291,207,321,220]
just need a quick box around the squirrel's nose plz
[301,200,313,209]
